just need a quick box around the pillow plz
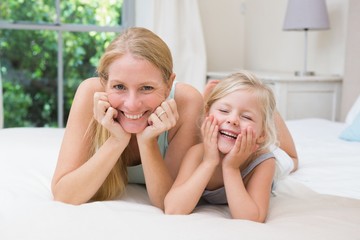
[345,95,360,125]
[339,111,360,142]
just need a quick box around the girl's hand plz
[201,116,220,166]
[222,127,258,169]
[93,92,131,142]
[137,99,179,142]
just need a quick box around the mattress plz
[0,119,359,240]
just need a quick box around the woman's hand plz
[137,99,179,142]
[222,127,258,169]
[93,92,131,142]
[201,115,221,166]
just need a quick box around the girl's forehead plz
[217,89,256,102]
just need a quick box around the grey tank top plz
[127,81,178,184]
[202,152,275,205]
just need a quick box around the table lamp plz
[283,0,330,76]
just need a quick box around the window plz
[0,0,134,127]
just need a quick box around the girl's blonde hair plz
[204,71,278,154]
[87,27,174,201]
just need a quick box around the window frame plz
[0,0,135,127]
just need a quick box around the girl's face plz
[209,89,265,154]
[106,53,171,134]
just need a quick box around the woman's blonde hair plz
[87,27,174,201]
[204,71,278,154]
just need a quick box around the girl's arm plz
[164,116,220,214]
[164,144,218,214]
[221,128,274,222]
[51,78,129,204]
[223,158,275,222]
[138,83,204,209]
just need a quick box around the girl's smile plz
[209,89,264,154]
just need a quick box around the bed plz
[1,100,360,240]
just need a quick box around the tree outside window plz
[0,0,134,127]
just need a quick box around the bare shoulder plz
[174,82,203,114]
[253,157,276,176]
[65,77,104,129]
[76,77,104,96]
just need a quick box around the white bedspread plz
[1,119,360,240]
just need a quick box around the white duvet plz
[1,119,360,240]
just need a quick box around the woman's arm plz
[138,83,204,209]
[51,78,129,204]
[275,112,298,172]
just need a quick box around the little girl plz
[164,71,280,222]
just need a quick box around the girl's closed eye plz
[218,108,229,114]
[242,115,253,121]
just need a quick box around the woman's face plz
[106,53,170,134]
[209,89,265,154]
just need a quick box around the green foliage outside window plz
[0,0,122,127]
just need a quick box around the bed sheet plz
[0,121,359,240]
[286,118,360,199]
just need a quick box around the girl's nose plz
[226,114,239,126]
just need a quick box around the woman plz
[51,27,204,209]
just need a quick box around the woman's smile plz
[123,111,145,120]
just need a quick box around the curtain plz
[0,71,3,128]
[147,0,207,92]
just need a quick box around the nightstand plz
[206,71,342,121]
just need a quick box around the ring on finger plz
[157,110,166,118]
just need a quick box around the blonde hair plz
[204,71,278,154]
[88,27,174,201]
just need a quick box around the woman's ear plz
[165,73,176,97]
[168,73,176,87]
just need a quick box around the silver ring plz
[157,110,166,117]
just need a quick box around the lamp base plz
[294,71,315,76]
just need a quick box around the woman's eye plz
[114,84,125,90]
[141,86,154,91]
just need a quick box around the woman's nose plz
[108,92,142,110]
[123,91,142,110]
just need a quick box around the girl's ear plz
[256,130,266,144]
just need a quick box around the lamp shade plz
[283,0,330,31]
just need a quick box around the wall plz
[199,0,360,121]
[244,0,347,75]
[135,0,359,120]
[199,0,348,75]
[197,0,245,71]
[341,0,360,120]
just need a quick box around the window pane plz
[61,0,123,26]
[0,29,58,127]
[62,31,117,123]
[0,0,56,23]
